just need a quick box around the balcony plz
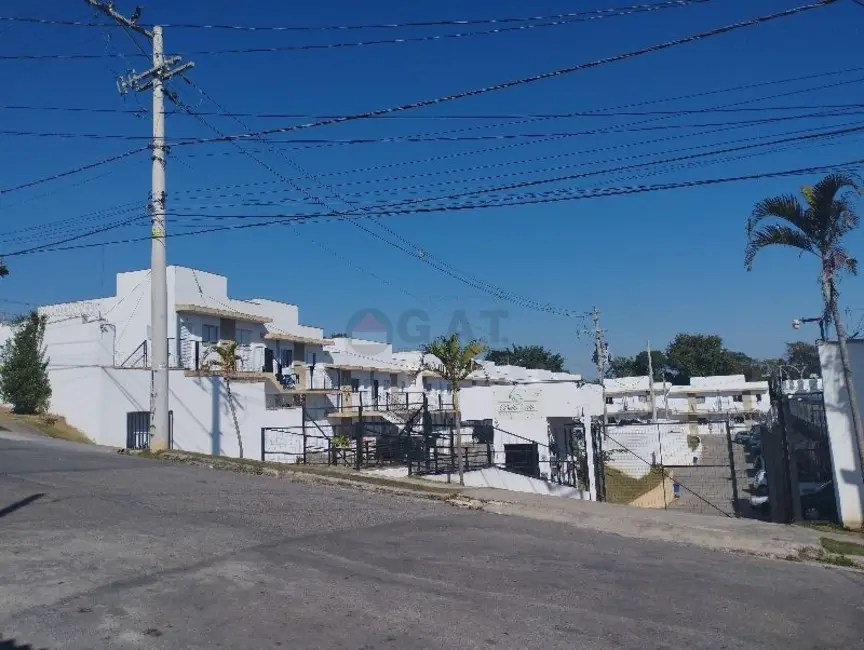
[327,390,455,419]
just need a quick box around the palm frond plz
[803,172,861,239]
[827,246,859,277]
[418,334,487,385]
[206,341,241,374]
[745,224,815,270]
[747,194,809,238]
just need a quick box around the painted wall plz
[424,466,588,499]
[604,423,700,479]
[817,341,864,528]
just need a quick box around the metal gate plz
[126,411,173,450]
[600,419,749,517]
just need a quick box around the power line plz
[4,155,862,258]
[162,1,838,149]
[168,117,864,210]
[7,102,864,119]
[0,147,148,195]
[9,109,864,143]
[0,2,708,32]
[173,78,578,317]
[0,1,711,60]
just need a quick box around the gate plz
[600,419,748,517]
[763,380,838,523]
[126,411,173,450]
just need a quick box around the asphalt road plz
[1,432,862,649]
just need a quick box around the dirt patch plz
[0,408,91,443]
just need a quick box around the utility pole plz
[592,307,608,425]
[647,339,657,422]
[85,1,194,450]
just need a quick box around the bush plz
[0,311,51,415]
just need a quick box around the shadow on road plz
[0,637,45,649]
[0,494,44,519]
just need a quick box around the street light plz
[792,316,826,340]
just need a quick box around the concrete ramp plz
[425,466,588,500]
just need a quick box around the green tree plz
[417,333,486,486]
[327,332,348,338]
[486,344,565,372]
[0,311,51,414]
[206,341,244,459]
[745,172,863,468]
[665,333,735,384]
[606,355,636,378]
[784,341,821,377]
[0,259,7,278]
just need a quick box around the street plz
[0,432,862,649]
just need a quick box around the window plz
[733,394,744,403]
[605,397,614,405]
[697,418,708,425]
[237,329,252,345]
[351,378,360,393]
[281,349,294,366]
[202,324,219,343]
[756,394,762,403]
[695,396,706,404]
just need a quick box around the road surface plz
[0,431,862,649]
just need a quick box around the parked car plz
[800,481,838,522]
[734,431,751,444]
[752,468,767,491]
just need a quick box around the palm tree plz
[417,333,487,486]
[206,341,244,459]
[745,172,864,471]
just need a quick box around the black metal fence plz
[598,419,750,518]
[762,381,838,524]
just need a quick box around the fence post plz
[724,420,741,517]
[486,441,493,467]
[355,396,363,471]
[194,341,200,371]
[260,428,266,462]
[301,403,307,464]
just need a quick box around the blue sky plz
[1,0,863,374]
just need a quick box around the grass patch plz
[605,465,665,505]
[821,537,864,557]
[821,554,858,568]
[0,408,91,443]
[797,521,864,537]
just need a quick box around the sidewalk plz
[458,488,830,561]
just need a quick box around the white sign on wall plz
[493,387,543,421]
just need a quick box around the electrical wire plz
[0,1,710,60]
[159,2,838,149]
[6,102,864,120]
[4,155,862,258]
[0,147,148,195]
[10,109,864,142]
[0,2,708,32]
[174,79,579,317]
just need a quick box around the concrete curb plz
[123,449,860,568]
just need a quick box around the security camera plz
[792,319,802,329]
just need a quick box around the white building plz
[604,374,771,428]
[12,266,601,494]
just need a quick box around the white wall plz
[818,341,864,528]
[424,466,588,499]
[604,423,699,479]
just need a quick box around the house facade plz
[17,266,600,490]
[604,374,771,427]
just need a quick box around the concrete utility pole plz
[592,307,608,425]
[84,1,194,450]
[647,339,657,422]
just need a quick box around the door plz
[263,348,274,373]
[504,443,540,478]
